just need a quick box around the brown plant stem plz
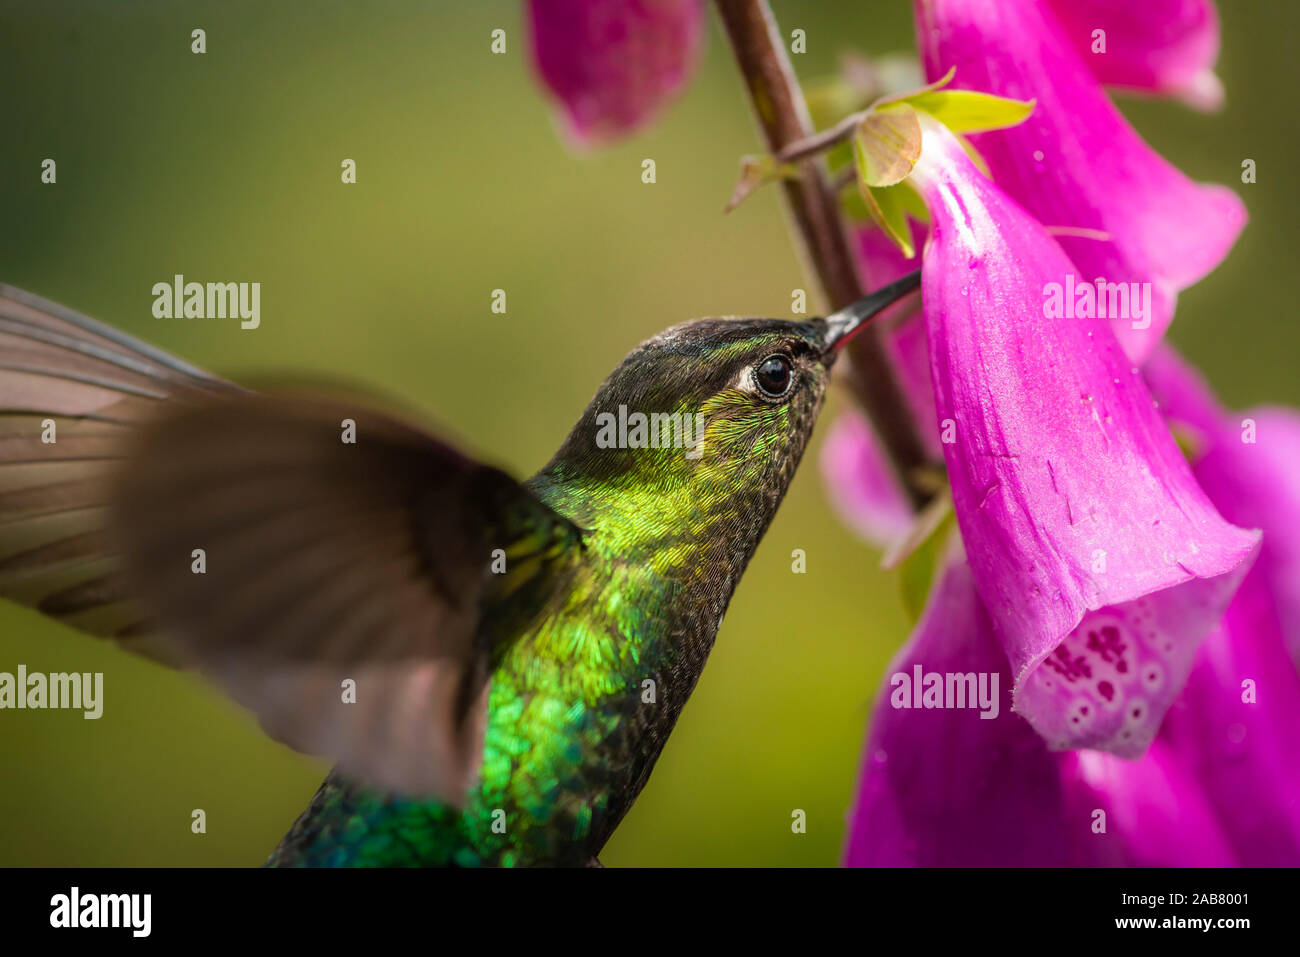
[714,0,932,509]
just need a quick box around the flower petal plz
[1141,347,1300,863]
[1061,742,1238,865]
[1016,584,1249,757]
[526,0,704,148]
[1158,575,1300,864]
[1146,347,1300,666]
[819,410,914,549]
[844,558,1071,866]
[914,0,1246,361]
[1043,0,1224,110]
[845,556,1239,865]
[910,117,1259,756]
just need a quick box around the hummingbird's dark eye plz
[753,354,794,399]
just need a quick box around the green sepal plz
[841,185,872,222]
[955,132,994,179]
[851,103,923,188]
[857,182,917,258]
[841,176,929,230]
[902,89,1035,134]
[877,65,957,104]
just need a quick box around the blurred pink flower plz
[820,412,914,548]
[526,0,705,147]
[1144,349,1300,668]
[1044,0,1224,109]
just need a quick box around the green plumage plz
[269,322,830,866]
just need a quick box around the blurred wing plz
[0,285,585,804]
[107,391,585,803]
[0,285,237,662]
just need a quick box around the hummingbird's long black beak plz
[820,269,922,357]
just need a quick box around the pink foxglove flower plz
[908,115,1258,756]
[1142,348,1300,862]
[821,412,915,548]
[844,348,1300,866]
[1044,0,1224,110]
[844,555,1244,865]
[527,0,705,147]
[1144,349,1300,668]
[913,0,1245,361]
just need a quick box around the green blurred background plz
[0,0,1293,866]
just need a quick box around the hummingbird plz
[0,273,919,867]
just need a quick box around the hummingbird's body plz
[0,280,916,866]
[271,323,827,867]
[268,553,672,868]
[269,507,708,867]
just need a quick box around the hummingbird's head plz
[532,274,919,573]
